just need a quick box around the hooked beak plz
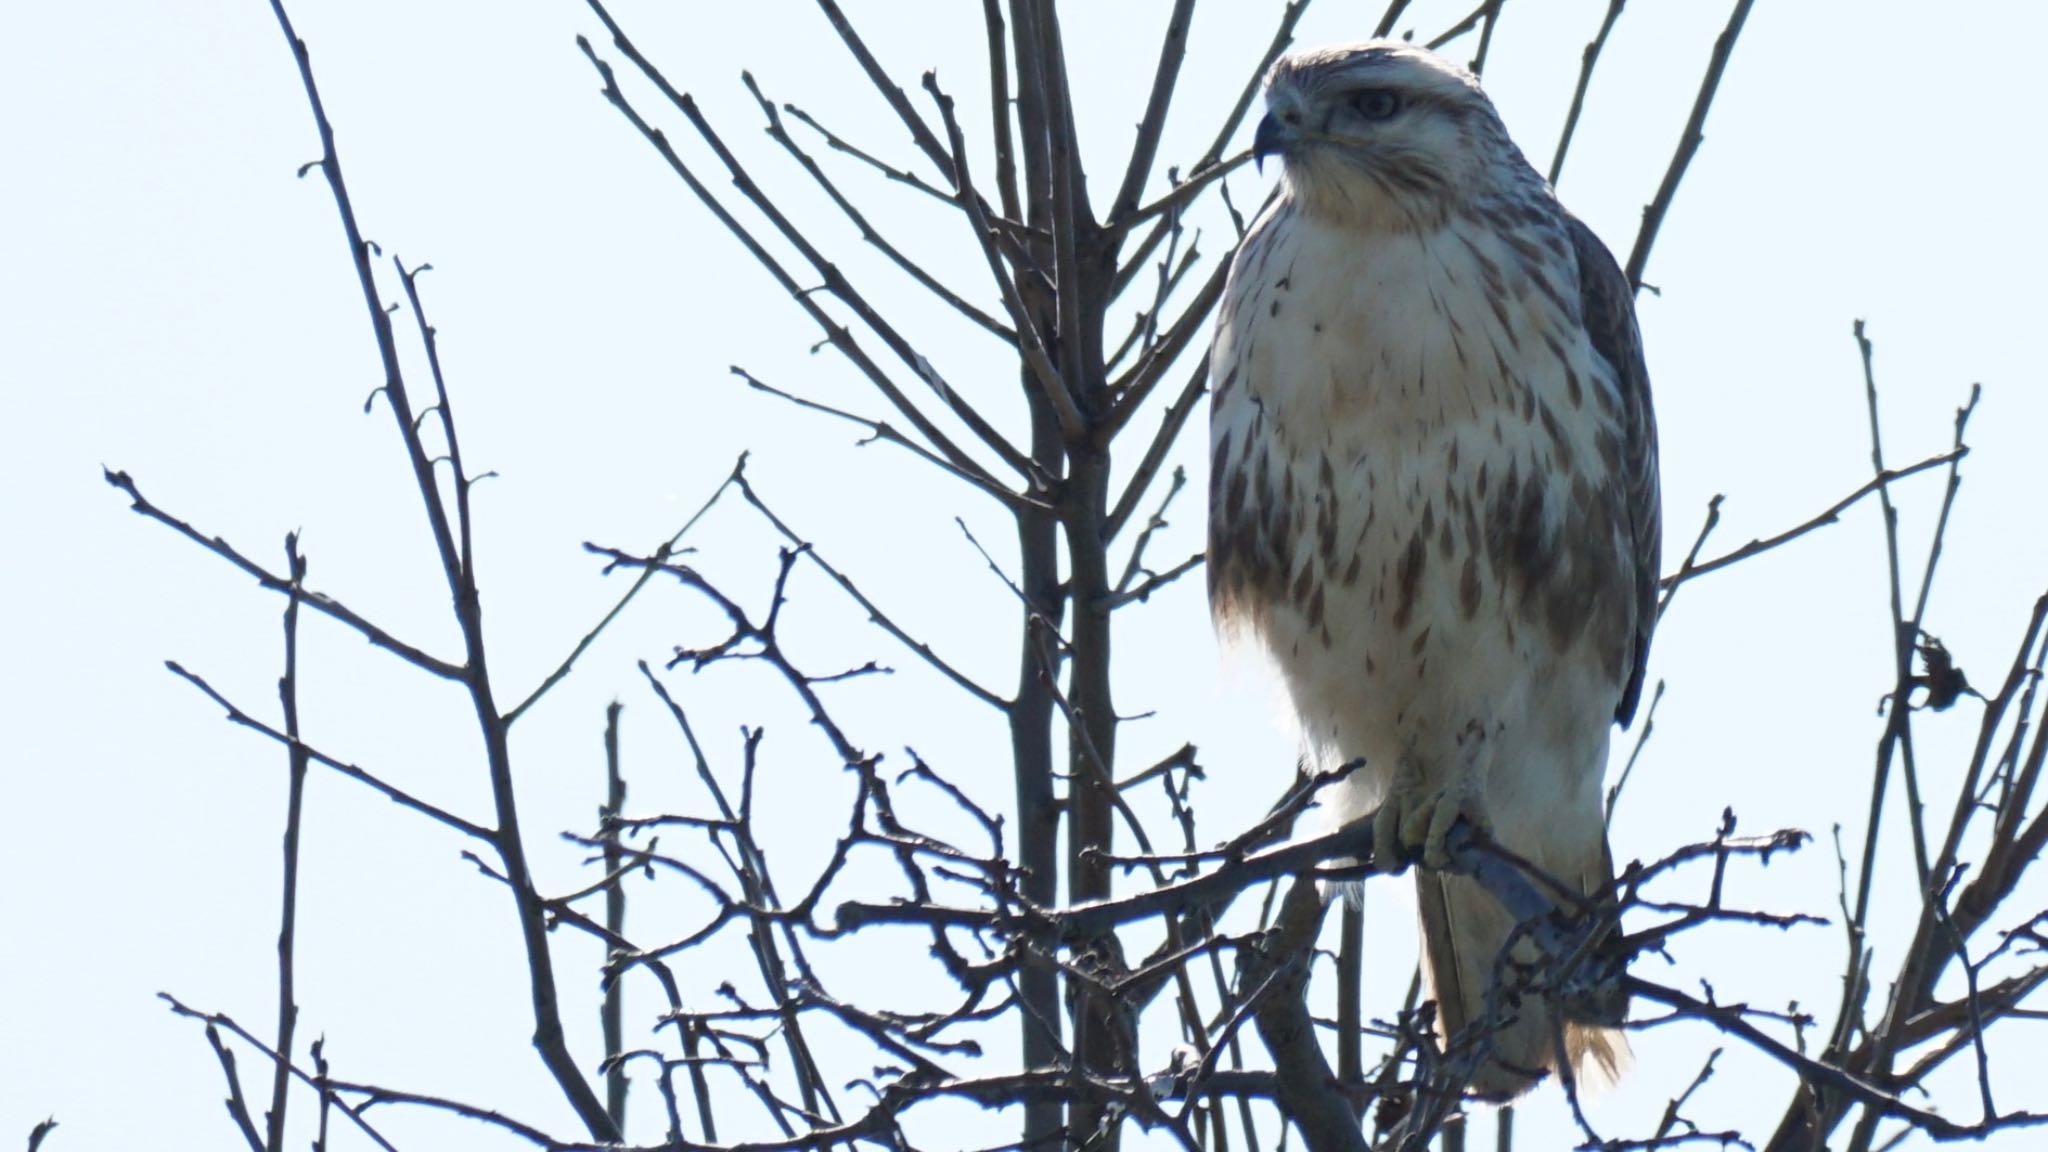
[1253,112,1289,173]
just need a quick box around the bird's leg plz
[1371,753,1488,872]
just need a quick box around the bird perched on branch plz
[1208,41,1660,1099]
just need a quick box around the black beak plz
[1253,112,1286,174]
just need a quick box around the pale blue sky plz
[4,2,2045,1148]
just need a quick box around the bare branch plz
[573,32,1017,494]
[1548,0,1627,186]
[1106,360,1208,542]
[742,73,1017,343]
[265,537,310,1152]
[1657,449,1963,595]
[1109,0,1198,223]
[731,368,1030,511]
[1624,0,1756,290]
[1251,878,1369,1152]
[777,102,958,207]
[808,0,957,180]
[103,469,464,681]
[1103,260,1229,444]
[922,71,1088,441]
[1633,978,2048,1141]
[166,660,492,842]
[1606,678,1667,828]
[600,701,629,1131]
[1112,153,1254,237]
[729,470,1011,710]
[507,460,743,724]
[1191,1,1310,174]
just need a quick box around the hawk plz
[1208,41,1660,1099]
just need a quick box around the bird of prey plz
[1208,41,1660,1099]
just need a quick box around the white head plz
[1255,41,1540,231]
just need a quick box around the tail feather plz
[1414,858,1627,1101]
[1568,1018,1629,1092]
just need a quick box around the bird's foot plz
[1371,768,1486,872]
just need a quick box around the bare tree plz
[92,2,2048,1151]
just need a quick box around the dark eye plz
[1350,88,1401,121]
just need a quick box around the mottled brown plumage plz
[1209,41,1660,1100]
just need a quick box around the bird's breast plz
[1209,199,1635,770]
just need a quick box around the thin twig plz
[730,368,1027,510]
[574,29,1014,495]
[265,536,310,1152]
[103,469,464,681]
[1623,0,1756,290]
[1106,360,1209,541]
[507,460,744,724]
[922,71,1087,441]
[166,661,491,841]
[1548,0,1627,186]
[1606,678,1667,829]
[729,471,1011,709]
[742,73,1016,342]
[1657,450,1963,594]
[1633,978,2048,1140]
[1110,0,1198,222]
[601,700,629,1131]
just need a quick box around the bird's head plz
[1255,41,1531,231]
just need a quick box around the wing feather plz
[1565,214,1661,725]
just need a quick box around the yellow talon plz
[1374,767,1486,872]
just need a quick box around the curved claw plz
[1373,772,1487,872]
[1370,796,1405,873]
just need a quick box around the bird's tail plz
[1413,845,1628,1101]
